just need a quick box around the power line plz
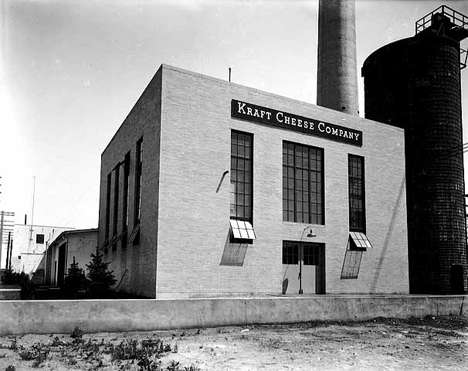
[58,184,94,227]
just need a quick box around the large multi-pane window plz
[134,137,143,226]
[113,165,120,239]
[122,152,130,248]
[283,142,324,224]
[105,172,112,241]
[127,138,143,246]
[230,131,253,221]
[348,154,365,233]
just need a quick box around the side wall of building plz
[155,65,408,298]
[44,230,98,287]
[98,69,162,298]
[67,231,98,276]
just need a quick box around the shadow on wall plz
[220,232,248,266]
[369,177,406,292]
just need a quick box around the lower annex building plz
[98,64,408,299]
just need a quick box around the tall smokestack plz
[317,0,359,115]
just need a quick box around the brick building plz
[98,64,408,299]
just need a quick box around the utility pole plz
[0,211,4,269]
[0,211,15,270]
[6,232,11,271]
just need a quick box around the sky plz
[1,0,468,229]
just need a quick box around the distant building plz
[98,64,409,299]
[12,224,73,279]
[44,228,98,287]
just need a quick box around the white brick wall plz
[99,64,409,298]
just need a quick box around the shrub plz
[2,271,37,300]
[18,343,49,367]
[2,270,28,285]
[86,248,116,297]
[63,258,88,297]
[70,326,84,341]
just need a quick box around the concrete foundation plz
[0,289,20,300]
[0,295,466,335]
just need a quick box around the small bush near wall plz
[1,270,36,300]
[62,258,88,299]
[85,250,117,298]
[4,250,143,300]
[1,270,23,285]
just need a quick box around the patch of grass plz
[18,343,49,367]
[182,366,201,371]
[104,338,174,370]
[8,333,197,371]
[51,336,65,347]
[167,361,181,371]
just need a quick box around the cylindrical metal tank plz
[317,0,359,115]
[362,32,467,293]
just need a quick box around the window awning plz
[349,231,372,250]
[109,234,119,246]
[230,219,256,240]
[128,223,140,243]
[100,239,109,250]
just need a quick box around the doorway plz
[282,241,325,294]
[57,243,67,287]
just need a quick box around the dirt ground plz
[0,315,467,370]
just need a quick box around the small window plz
[36,234,45,244]
[282,242,299,265]
[230,220,256,240]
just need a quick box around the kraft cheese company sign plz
[231,99,362,147]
